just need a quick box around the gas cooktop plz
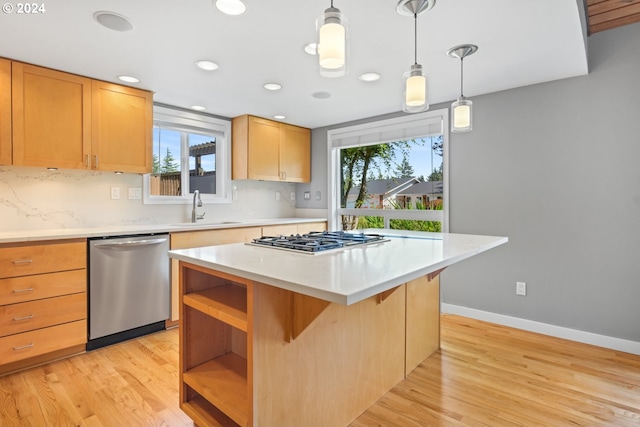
[249,231,388,254]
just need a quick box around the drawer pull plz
[12,259,33,265]
[12,288,34,294]
[13,343,34,351]
[12,314,34,321]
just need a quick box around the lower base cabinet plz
[0,239,87,376]
[178,261,440,427]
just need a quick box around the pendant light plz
[447,44,478,132]
[317,1,348,77]
[397,0,435,113]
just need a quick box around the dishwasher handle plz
[92,237,168,249]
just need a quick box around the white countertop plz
[169,229,508,305]
[0,218,326,244]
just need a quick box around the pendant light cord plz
[460,57,464,97]
[413,13,418,65]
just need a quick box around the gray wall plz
[300,22,640,342]
[444,21,640,342]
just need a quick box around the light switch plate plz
[110,187,120,200]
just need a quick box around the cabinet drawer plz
[0,292,86,338]
[0,239,86,278]
[0,319,86,365]
[0,269,86,305]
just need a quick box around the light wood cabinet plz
[92,80,152,173]
[10,61,152,173]
[0,58,11,165]
[262,221,327,237]
[178,263,434,427]
[12,62,92,169]
[0,238,87,375]
[169,227,263,322]
[232,115,310,183]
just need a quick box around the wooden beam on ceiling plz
[587,0,640,34]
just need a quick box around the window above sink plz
[143,104,232,205]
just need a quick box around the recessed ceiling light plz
[264,83,282,91]
[273,115,286,120]
[191,105,207,111]
[304,43,317,55]
[359,72,381,82]
[195,60,219,71]
[93,11,134,32]
[312,91,331,99]
[215,0,246,15]
[117,75,140,83]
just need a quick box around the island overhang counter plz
[169,230,507,427]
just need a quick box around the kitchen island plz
[169,230,507,427]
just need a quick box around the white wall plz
[0,166,296,232]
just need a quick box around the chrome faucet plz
[191,190,205,223]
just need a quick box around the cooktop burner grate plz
[250,231,387,253]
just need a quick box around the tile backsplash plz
[0,166,296,232]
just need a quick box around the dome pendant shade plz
[317,5,348,77]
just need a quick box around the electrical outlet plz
[128,187,141,200]
[516,281,526,296]
[275,191,280,201]
[290,191,296,201]
[304,191,311,200]
[110,187,120,200]
[315,191,321,201]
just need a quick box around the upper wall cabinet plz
[10,61,152,173]
[0,59,10,165]
[232,115,310,183]
[12,62,92,169]
[92,81,152,173]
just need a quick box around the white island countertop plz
[169,229,508,305]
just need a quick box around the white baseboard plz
[441,303,640,356]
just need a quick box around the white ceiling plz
[0,0,589,129]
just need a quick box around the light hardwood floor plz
[1,315,639,427]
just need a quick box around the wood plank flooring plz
[0,315,639,427]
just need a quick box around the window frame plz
[326,109,450,232]
[143,104,232,205]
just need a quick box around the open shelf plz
[181,394,240,427]
[183,284,247,332]
[183,352,248,427]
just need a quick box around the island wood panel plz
[405,275,440,375]
[252,282,406,427]
[0,58,10,165]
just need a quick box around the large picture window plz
[327,110,449,232]
[143,105,231,204]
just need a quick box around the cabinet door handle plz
[13,343,34,351]
[12,314,34,321]
[94,155,99,169]
[12,259,33,265]
[12,288,34,293]
[85,154,90,167]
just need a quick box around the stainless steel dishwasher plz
[87,234,170,350]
